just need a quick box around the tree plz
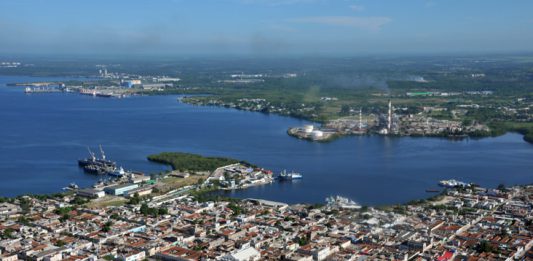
[102,221,113,232]
[71,196,88,205]
[1,228,14,239]
[18,197,31,212]
[497,183,507,192]
[140,203,149,215]
[59,214,70,223]
[339,105,350,116]
[158,208,168,215]
[197,178,205,186]
[17,216,30,225]
[297,236,309,246]
[477,240,495,253]
[228,203,243,216]
[128,193,141,205]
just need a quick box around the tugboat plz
[278,170,303,181]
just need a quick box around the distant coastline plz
[178,97,533,144]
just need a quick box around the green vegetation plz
[139,203,168,217]
[227,202,245,216]
[102,255,115,261]
[3,55,531,143]
[55,207,75,215]
[489,121,533,143]
[18,197,31,212]
[297,235,310,246]
[127,193,144,205]
[477,240,499,254]
[54,240,66,247]
[70,196,89,205]
[1,228,15,239]
[17,216,31,226]
[147,152,247,172]
[102,221,113,232]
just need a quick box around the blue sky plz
[1,0,532,56]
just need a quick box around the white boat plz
[279,170,302,180]
[62,183,79,191]
[439,179,468,188]
[109,166,126,177]
[326,196,361,209]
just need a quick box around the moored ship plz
[326,196,361,209]
[278,170,303,180]
[439,179,468,188]
[78,145,116,174]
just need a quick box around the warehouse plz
[104,184,139,196]
[77,188,105,198]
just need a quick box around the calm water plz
[1,76,532,205]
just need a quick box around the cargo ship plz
[78,146,116,174]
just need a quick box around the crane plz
[87,147,96,161]
[99,145,106,161]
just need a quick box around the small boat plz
[62,183,79,191]
[426,189,440,193]
[93,179,105,188]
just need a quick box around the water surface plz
[1,75,532,205]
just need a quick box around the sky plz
[1,0,532,56]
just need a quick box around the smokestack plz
[359,108,363,130]
[388,99,392,131]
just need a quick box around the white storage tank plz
[312,130,324,139]
[304,125,314,133]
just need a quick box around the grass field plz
[155,175,207,193]
[85,196,128,208]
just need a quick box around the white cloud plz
[290,16,391,31]
[349,5,365,12]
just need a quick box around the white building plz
[220,246,261,261]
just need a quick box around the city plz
[1,1,533,260]
[1,183,532,260]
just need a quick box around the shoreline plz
[178,96,533,144]
[0,82,531,205]
[0,146,530,208]
[2,77,531,144]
